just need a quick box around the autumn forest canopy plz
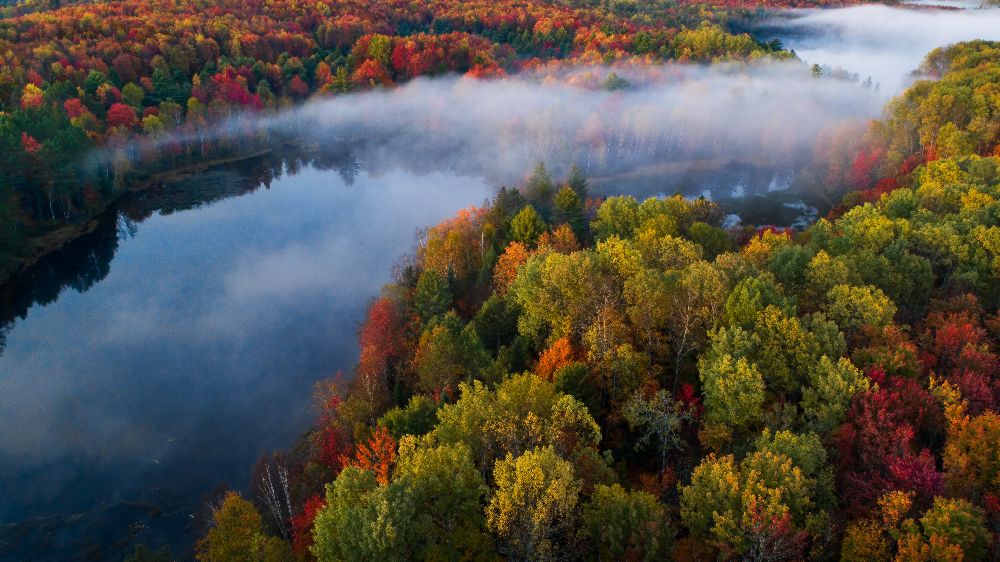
[1,0,1000,559]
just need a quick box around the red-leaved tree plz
[341,426,397,485]
[291,494,326,558]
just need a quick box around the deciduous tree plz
[487,447,581,561]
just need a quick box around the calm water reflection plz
[0,152,492,558]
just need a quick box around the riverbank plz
[0,144,294,286]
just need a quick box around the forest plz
[1,0,999,559]
[0,0,793,279]
[186,40,1000,561]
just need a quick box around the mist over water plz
[758,4,1000,95]
[273,63,881,193]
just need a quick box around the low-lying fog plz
[275,63,879,195]
[105,3,1000,208]
[758,4,1000,95]
[187,2,999,201]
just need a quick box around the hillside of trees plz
[0,0,795,281]
[849,40,1000,202]
[190,41,1000,561]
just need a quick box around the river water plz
[1,4,998,559]
[0,153,493,558]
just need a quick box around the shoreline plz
[0,144,287,287]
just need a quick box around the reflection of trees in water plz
[338,157,361,187]
[0,134,825,363]
[0,135,812,362]
[0,144,364,358]
[0,211,119,331]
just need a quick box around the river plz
[0,152,493,558]
[1,4,998,559]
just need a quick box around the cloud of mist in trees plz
[269,62,882,191]
[764,4,1000,95]
[97,5,1000,198]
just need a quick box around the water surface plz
[0,154,492,558]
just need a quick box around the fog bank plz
[271,63,880,192]
[761,4,1000,94]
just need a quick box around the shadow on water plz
[0,144,363,359]
[0,144,364,559]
